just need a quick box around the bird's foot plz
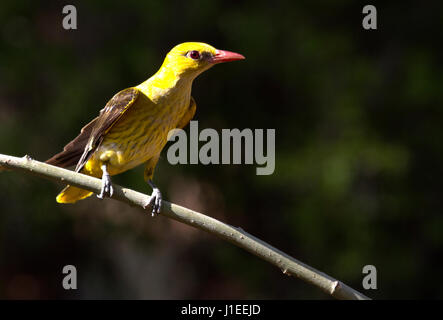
[143,181,162,216]
[97,164,113,199]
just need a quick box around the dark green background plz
[1,0,442,299]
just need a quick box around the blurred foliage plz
[1,0,443,299]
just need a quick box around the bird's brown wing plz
[46,88,140,171]
[45,117,98,168]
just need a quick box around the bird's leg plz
[97,163,113,199]
[143,180,162,216]
[142,156,162,216]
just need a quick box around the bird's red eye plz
[188,50,200,60]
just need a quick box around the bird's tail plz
[56,185,94,203]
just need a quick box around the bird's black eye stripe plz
[187,50,201,60]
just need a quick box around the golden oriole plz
[46,42,245,215]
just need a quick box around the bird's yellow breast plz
[83,87,191,176]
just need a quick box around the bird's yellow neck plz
[137,63,195,103]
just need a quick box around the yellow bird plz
[46,42,245,215]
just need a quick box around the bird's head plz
[161,42,245,79]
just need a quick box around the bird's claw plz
[97,164,113,199]
[143,188,162,216]
[97,180,113,199]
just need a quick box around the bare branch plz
[0,153,370,300]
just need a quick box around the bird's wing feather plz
[75,87,140,171]
[46,117,98,167]
[46,87,139,170]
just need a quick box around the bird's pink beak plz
[211,49,245,64]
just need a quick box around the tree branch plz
[0,153,370,300]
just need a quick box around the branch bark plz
[0,153,370,300]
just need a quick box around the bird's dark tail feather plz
[46,117,98,168]
[46,149,84,168]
